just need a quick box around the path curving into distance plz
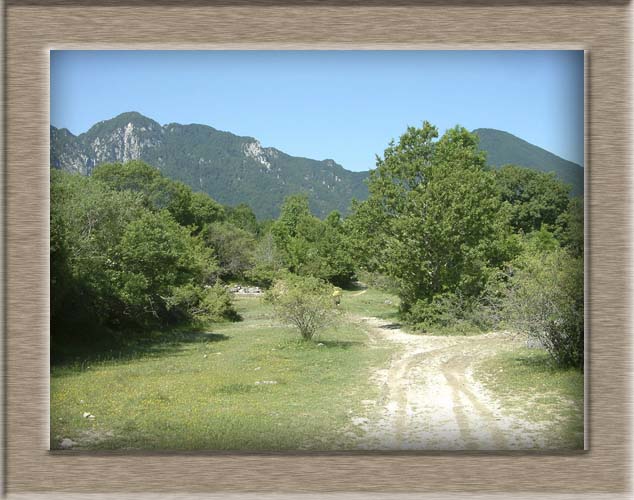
[351,316,548,450]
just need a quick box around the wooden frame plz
[2,1,631,497]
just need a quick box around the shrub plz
[165,283,239,323]
[198,283,240,322]
[407,293,457,330]
[503,247,583,369]
[406,292,491,335]
[265,274,338,340]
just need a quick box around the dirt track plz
[352,316,548,450]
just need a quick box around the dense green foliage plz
[348,123,516,318]
[494,165,571,234]
[51,165,238,361]
[271,195,355,286]
[201,222,256,280]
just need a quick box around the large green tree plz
[349,122,514,314]
[271,195,354,285]
[271,194,321,276]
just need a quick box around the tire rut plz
[351,315,548,450]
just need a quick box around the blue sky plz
[51,50,584,171]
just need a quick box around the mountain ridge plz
[50,112,583,219]
[473,128,583,196]
[51,112,368,219]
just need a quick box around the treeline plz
[52,122,583,368]
[50,161,353,360]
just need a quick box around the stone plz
[60,438,75,450]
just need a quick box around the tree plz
[226,203,259,234]
[93,160,224,230]
[494,164,570,234]
[189,191,226,231]
[312,211,355,286]
[201,222,255,280]
[247,231,286,287]
[114,209,218,325]
[271,196,355,286]
[50,168,234,353]
[271,194,321,275]
[555,196,584,257]
[266,274,338,340]
[349,122,514,318]
[50,169,146,333]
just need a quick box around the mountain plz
[50,113,584,219]
[474,128,584,196]
[50,112,368,219]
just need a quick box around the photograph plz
[49,50,584,452]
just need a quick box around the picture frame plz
[2,0,631,498]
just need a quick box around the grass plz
[340,286,400,320]
[474,347,584,449]
[51,293,395,451]
[51,285,585,451]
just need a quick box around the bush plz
[407,293,457,330]
[165,283,239,323]
[115,210,217,326]
[198,283,240,322]
[265,274,338,340]
[503,247,583,369]
[406,292,493,335]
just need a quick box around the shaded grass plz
[51,295,394,451]
[474,347,584,449]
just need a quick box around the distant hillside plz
[474,128,583,196]
[50,112,368,219]
[50,113,583,219]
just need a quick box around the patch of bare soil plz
[351,316,549,450]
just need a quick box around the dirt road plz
[352,316,548,450]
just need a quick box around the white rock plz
[60,438,75,450]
